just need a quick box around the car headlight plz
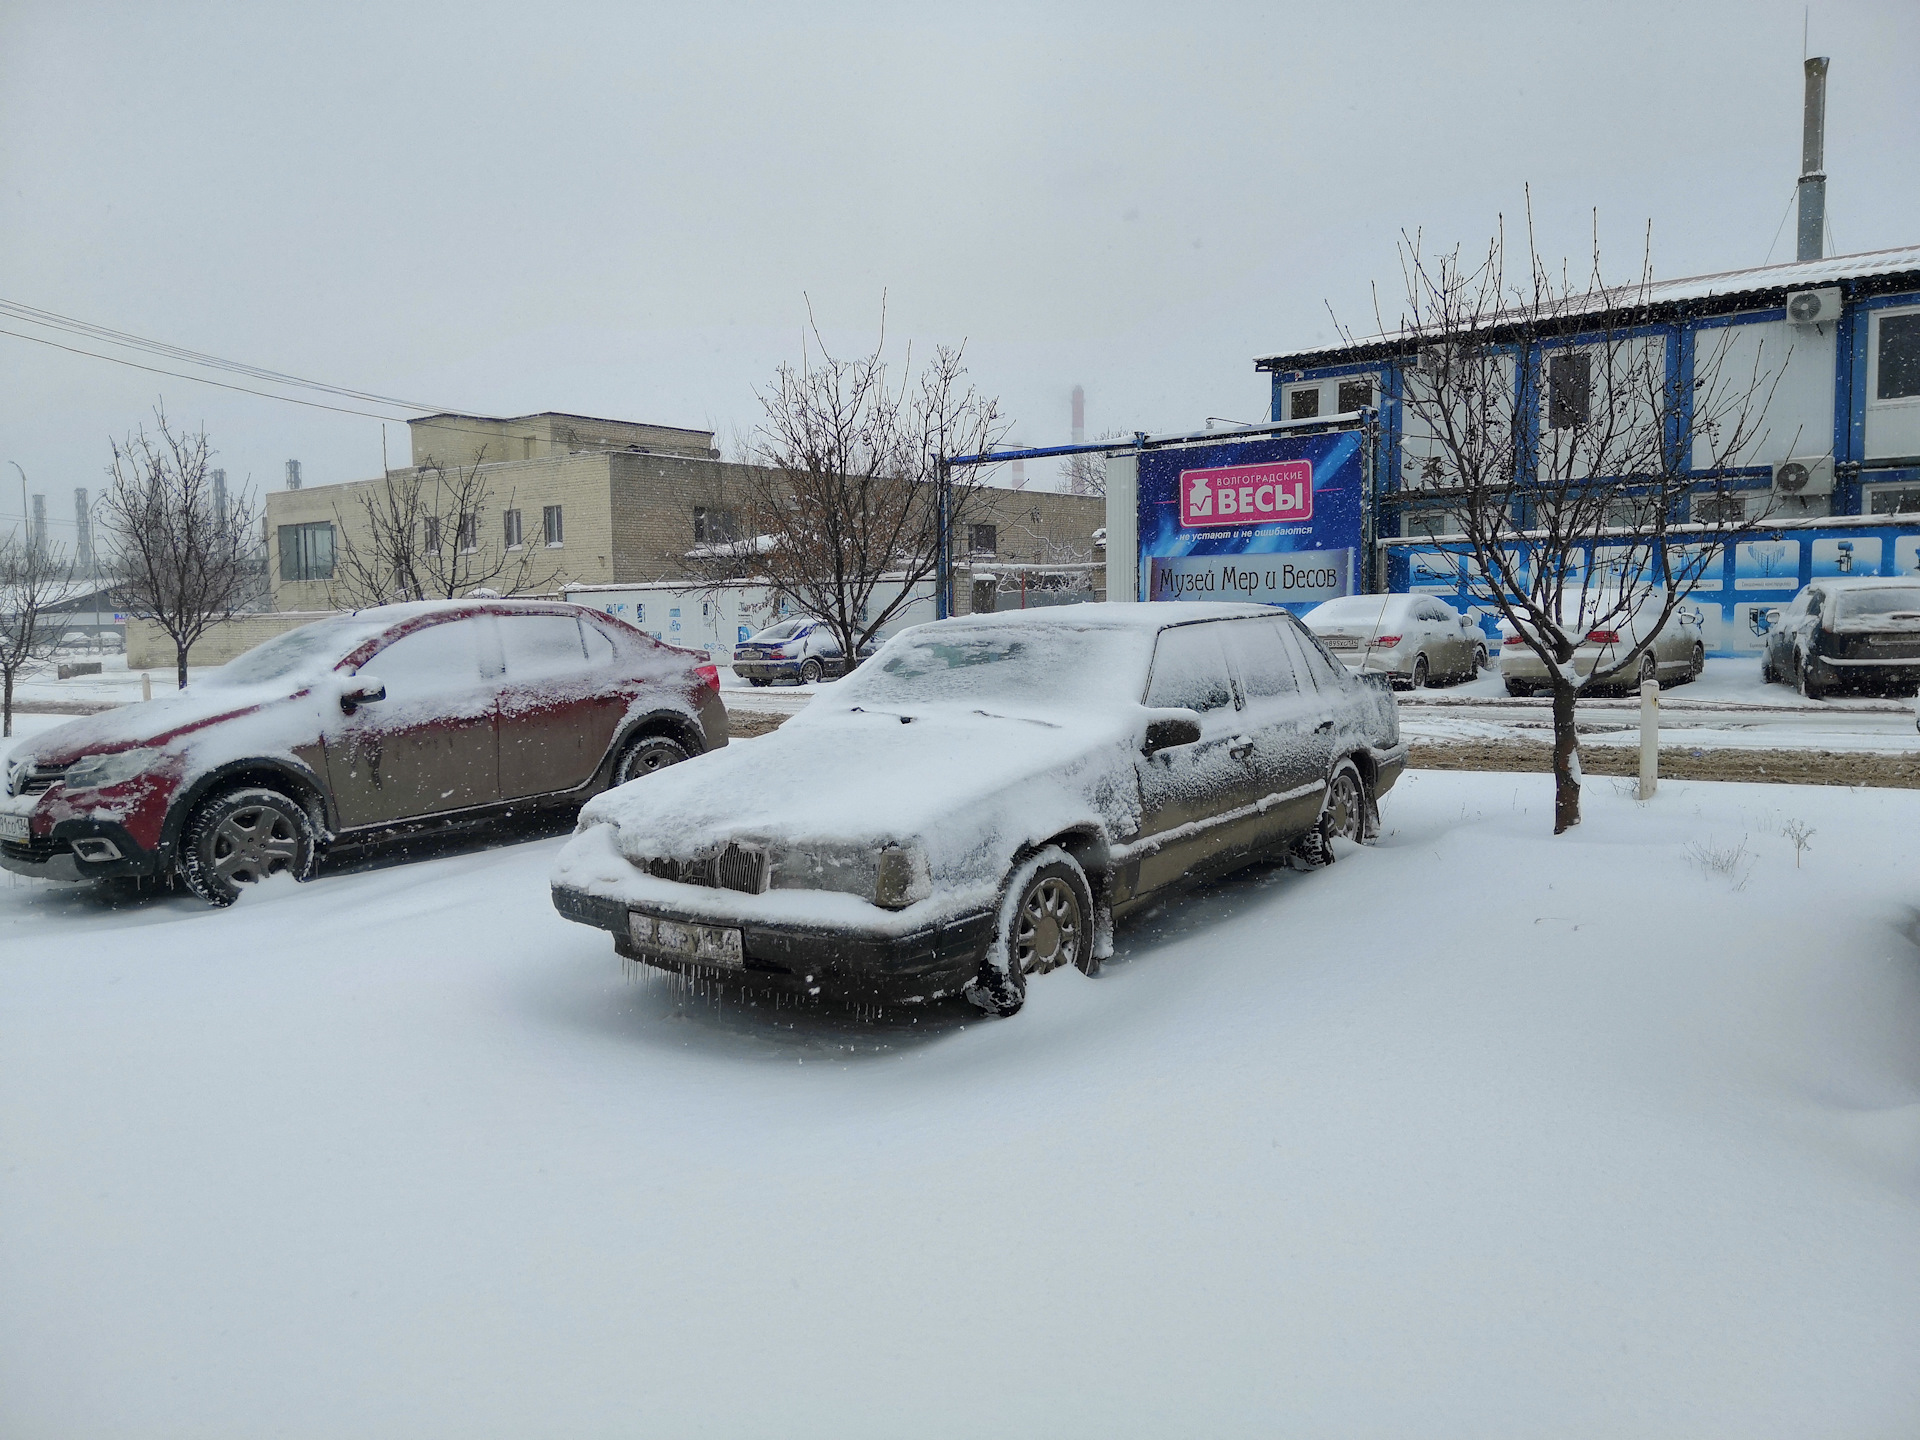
[874,844,931,910]
[59,748,161,791]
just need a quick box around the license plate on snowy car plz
[0,813,28,841]
[630,912,744,968]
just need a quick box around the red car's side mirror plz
[340,678,387,715]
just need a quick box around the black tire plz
[1289,759,1371,869]
[748,677,770,688]
[964,850,1092,1019]
[1795,652,1826,700]
[1688,643,1705,683]
[1473,644,1489,674]
[613,732,691,786]
[1637,651,1659,691]
[1761,653,1777,685]
[798,658,824,685]
[1410,654,1429,689]
[177,788,315,908]
[1504,677,1534,698]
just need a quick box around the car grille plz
[0,833,59,863]
[643,842,770,895]
[7,763,67,797]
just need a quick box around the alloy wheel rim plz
[1014,876,1080,974]
[1328,774,1362,840]
[210,806,299,885]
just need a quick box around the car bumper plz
[730,658,804,680]
[0,815,162,883]
[1499,646,1648,684]
[552,883,995,1003]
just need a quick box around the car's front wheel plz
[1796,651,1828,700]
[613,732,692,786]
[1408,654,1429,690]
[798,658,824,685]
[964,847,1093,1019]
[177,787,316,907]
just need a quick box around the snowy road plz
[3,763,1916,1437]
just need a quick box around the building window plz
[503,508,523,549]
[1693,493,1747,524]
[543,504,564,546]
[1337,378,1374,413]
[1547,352,1592,428]
[968,523,997,556]
[458,513,478,553]
[693,506,736,543]
[277,521,334,582]
[1877,312,1920,401]
[1289,386,1321,420]
[423,516,442,552]
[1866,482,1920,516]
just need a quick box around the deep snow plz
[1,764,1916,1437]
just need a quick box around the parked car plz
[1761,577,1920,698]
[0,600,725,905]
[1301,593,1486,688]
[1498,588,1706,696]
[551,602,1406,1017]
[731,617,877,686]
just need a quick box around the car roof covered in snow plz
[1804,575,1920,591]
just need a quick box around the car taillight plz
[694,664,719,691]
[1586,629,1620,644]
[1372,635,1401,647]
[1503,634,1526,646]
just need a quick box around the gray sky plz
[3,0,1915,540]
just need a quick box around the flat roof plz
[406,411,714,438]
[1257,243,1920,372]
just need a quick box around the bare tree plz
[0,531,72,737]
[328,451,564,606]
[691,315,1009,660]
[1353,210,1784,832]
[1060,431,1126,498]
[102,412,261,690]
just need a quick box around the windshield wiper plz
[971,709,1061,728]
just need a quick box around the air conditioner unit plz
[1785,287,1840,327]
[1771,455,1834,497]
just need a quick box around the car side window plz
[1220,619,1300,698]
[500,614,590,681]
[1145,624,1235,712]
[579,618,616,666]
[1806,589,1824,617]
[1278,616,1347,692]
[367,620,484,702]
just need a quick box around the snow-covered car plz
[730,618,875,686]
[1301,593,1486,688]
[550,602,1406,1017]
[1498,588,1706,697]
[1760,576,1920,698]
[0,600,725,905]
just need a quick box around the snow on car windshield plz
[205,617,392,687]
[752,618,810,641]
[833,624,1153,711]
[1832,587,1920,623]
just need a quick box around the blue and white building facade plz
[1252,245,1920,656]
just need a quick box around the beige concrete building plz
[265,411,1104,612]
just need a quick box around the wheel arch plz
[160,758,333,861]
[594,707,709,789]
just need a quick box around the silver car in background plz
[1301,593,1486,689]
[1498,588,1706,696]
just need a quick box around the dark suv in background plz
[0,600,726,905]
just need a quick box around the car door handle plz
[1313,720,1335,734]
[1229,737,1256,759]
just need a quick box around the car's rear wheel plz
[748,677,770,687]
[1637,651,1658,690]
[178,787,315,908]
[798,658,824,685]
[613,732,691,785]
[1289,759,1370,868]
[964,848,1092,1019]
[1686,643,1705,683]
[1409,654,1429,689]
[1504,677,1534,698]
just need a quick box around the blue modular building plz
[1241,244,1920,657]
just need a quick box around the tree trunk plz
[3,667,12,738]
[1550,677,1582,833]
[175,641,190,690]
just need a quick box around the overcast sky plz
[2,0,1915,539]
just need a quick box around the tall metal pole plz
[935,455,952,619]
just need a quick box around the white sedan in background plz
[1301,593,1487,689]
[1498,588,1706,697]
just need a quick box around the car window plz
[1145,624,1235,712]
[500,614,589,681]
[1833,586,1920,621]
[1279,616,1348,692]
[580,618,616,666]
[1806,589,1824,616]
[1220,619,1300,698]
[368,619,484,701]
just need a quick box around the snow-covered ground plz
[2,762,1915,1437]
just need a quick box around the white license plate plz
[630,912,744,968]
[0,813,29,842]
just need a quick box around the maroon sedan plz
[0,600,726,905]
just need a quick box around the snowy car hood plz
[573,702,1143,890]
[16,682,314,766]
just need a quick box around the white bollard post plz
[1638,677,1659,800]
[141,672,151,702]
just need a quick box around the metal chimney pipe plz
[30,493,47,554]
[1071,385,1086,445]
[74,487,91,568]
[1796,56,1829,263]
[212,468,228,528]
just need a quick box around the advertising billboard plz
[1136,429,1365,611]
